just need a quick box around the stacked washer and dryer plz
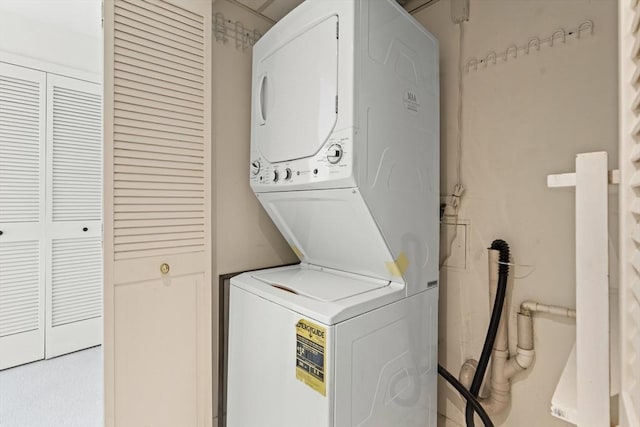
[227,0,439,426]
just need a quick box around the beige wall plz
[212,1,297,278]
[211,1,298,423]
[414,1,618,426]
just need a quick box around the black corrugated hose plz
[463,239,510,427]
[437,364,494,427]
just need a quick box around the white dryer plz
[227,0,439,426]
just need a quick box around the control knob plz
[272,170,279,182]
[326,144,343,164]
[250,160,261,176]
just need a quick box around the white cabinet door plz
[45,75,102,358]
[103,0,212,425]
[0,62,46,370]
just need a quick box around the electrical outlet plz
[451,0,469,23]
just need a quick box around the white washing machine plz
[227,0,439,426]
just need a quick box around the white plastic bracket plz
[546,168,620,188]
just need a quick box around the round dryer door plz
[253,15,339,163]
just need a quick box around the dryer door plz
[254,15,339,163]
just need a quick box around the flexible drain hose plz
[437,364,494,427]
[465,239,510,427]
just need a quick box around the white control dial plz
[251,160,261,176]
[272,170,279,182]
[326,144,343,164]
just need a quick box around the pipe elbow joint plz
[479,394,511,415]
[504,347,535,379]
[459,359,477,390]
[514,347,534,369]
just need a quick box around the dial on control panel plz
[251,160,261,176]
[326,144,343,164]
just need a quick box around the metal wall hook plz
[526,37,541,54]
[577,20,594,38]
[464,19,595,73]
[212,12,261,50]
[485,51,497,66]
[505,44,518,61]
[466,57,478,72]
[242,31,249,50]
[550,29,566,46]
[214,13,227,43]
[235,21,244,50]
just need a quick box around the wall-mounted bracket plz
[451,0,469,23]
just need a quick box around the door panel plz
[0,240,43,370]
[45,74,103,359]
[0,63,46,370]
[254,16,339,163]
[104,0,212,425]
[114,272,203,427]
[46,236,102,358]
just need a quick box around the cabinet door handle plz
[82,227,88,232]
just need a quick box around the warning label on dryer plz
[295,319,326,396]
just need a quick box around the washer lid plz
[252,268,389,302]
[232,265,405,325]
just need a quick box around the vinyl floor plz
[0,346,102,427]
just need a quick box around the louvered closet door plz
[619,1,640,425]
[45,75,102,359]
[104,0,212,426]
[0,62,46,370]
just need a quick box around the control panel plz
[250,129,353,191]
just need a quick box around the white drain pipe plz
[459,250,576,417]
[459,250,534,415]
[520,301,576,319]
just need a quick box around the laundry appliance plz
[226,0,439,426]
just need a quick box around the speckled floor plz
[0,346,102,427]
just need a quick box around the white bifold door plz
[0,62,102,370]
[0,63,47,370]
[45,75,102,359]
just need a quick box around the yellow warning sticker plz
[295,319,326,396]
